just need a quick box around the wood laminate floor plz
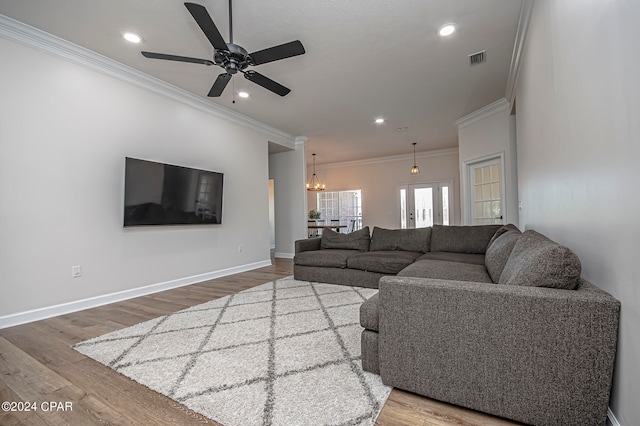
[0,258,519,425]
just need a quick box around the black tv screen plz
[123,157,223,227]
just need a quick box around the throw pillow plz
[369,227,431,253]
[485,230,521,283]
[499,230,582,290]
[321,226,370,251]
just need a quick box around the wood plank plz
[377,388,521,426]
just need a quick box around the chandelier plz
[410,142,420,175]
[306,153,325,191]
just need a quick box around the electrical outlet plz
[71,265,82,278]
[237,245,243,253]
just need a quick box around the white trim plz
[0,14,295,147]
[0,260,272,330]
[454,98,510,129]
[505,0,536,106]
[315,148,458,170]
[275,252,295,259]
[608,407,622,426]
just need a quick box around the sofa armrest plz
[295,237,321,255]
[378,276,619,426]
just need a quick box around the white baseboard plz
[274,252,294,259]
[0,260,272,330]
[608,407,621,426]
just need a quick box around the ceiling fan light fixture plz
[123,32,143,44]
[438,24,456,37]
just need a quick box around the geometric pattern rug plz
[73,277,390,426]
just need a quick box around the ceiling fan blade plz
[243,71,291,96]
[208,73,232,97]
[249,40,305,66]
[184,2,228,52]
[141,51,214,66]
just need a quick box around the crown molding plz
[505,0,536,106]
[314,147,458,170]
[454,98,510,129]
[0,14,295,146]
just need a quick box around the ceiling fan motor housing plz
[214,43,252,74]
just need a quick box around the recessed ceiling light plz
[438,24,456,37]
[123,32,143,44]
[375,118,385,124]
[238,91,249,98]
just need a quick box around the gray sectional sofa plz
[294,224,620,426]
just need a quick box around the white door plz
[469,158,504,225]
[401,182,453,228]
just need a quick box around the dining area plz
[307,217,358,238]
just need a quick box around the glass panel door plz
[470,159,503,225]
[400,181,453,228]
[412,185,435,228]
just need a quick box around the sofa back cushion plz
[487,223,520,249]
[369,226,431,253]
[499,230,582,290]
[321,226,370,251]
[430,224,501,254]
[485,230,521,283]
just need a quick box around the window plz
[317,190,362,231]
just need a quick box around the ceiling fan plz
[141,1,305,97]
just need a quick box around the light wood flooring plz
[0,258,519,425]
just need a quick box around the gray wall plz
[516,0,640,423]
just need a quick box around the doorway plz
[400,181,453,228]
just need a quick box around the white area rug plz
[73,277,390,426]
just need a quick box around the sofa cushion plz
[499,230,582,290]
[430,224,502,254]
[416,251,485,265]
[369,227,430,253]
[321,226,370,251]
[485,230,522,283]
[294,249,359,268]
[398,259,493,283]
[360,292,379,331]
[487,223,521,249]
[347,250,422,274]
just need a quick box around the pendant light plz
[306,153,325,191]
[410,142,420,175]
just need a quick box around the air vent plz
[469,50,487,66]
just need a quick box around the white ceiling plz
[0,0,523,165]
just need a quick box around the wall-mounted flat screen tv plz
[124,157,223,227]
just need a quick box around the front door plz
[401,182,452,228]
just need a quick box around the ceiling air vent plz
[469,50,487,66]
